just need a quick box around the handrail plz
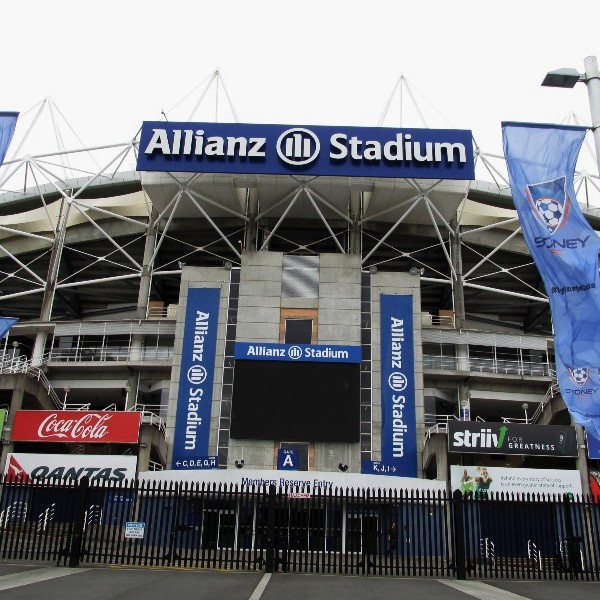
[127,403,166,438]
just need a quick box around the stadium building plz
[0,84,598,499]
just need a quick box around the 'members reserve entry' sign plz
[448,421,578,457]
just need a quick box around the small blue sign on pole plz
[277,448,299,471]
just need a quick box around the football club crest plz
[569,367,590,387]
[525,176,569,235]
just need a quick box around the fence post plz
[68,476,90,568]
[265,484,276,573]
[451,489,467,580]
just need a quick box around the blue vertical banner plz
[0,112,19,166]
[503,122,600,447]
[378,294,417,477]
[502,122,600,369]
[0,317,18,339]
[172,287,221,470]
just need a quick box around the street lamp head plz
[542,68,582,89]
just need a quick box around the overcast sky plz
[2,0,599,174]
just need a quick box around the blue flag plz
[0,317,18,339]
[0,112,18,166]
[555,354,600,447]
[502,122,600,369]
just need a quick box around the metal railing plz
[423,354,551,377]
[127,403,166,437]
[147,305,179,319]
[421,313,455,328]
[48,345,173,363]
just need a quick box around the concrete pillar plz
[575,425,591,497]
[243,189,259,252]
[137,425,153,472]
[0,374,27,473]
[32,197,72,366]
[131,212,158,361]
[450,217,465,329]
[348,190,362,254]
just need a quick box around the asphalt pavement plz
[0,563,599,599]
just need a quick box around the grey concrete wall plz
[166,266,231,468]
[228,252,283,469]
[314,254,362,473]
[370,270,424,477]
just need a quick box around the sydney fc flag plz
[555,353,600,446]
[503,122,600,369]
[0,112,19,167]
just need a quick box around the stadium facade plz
[0,115,598,498]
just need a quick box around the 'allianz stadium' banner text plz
[172,287,220,470]
[137,122,474,180]
[378,294,417,477]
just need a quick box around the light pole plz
[542,55,600,177]
[63,387,70,411]
[522,402,529,424]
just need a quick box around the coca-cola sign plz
[12,410,141,444]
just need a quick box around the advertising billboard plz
[5,453,137,482]
[137,121,475,180]
[11,410,141,444]
[450,465,582,497]
[448,421,578,457]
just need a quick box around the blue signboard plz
[361,460,400,476]
[374,294,417,477]
[136,121,474,180]
[277,448,299,471]
[172,287,220,470]
[588,431,600,459]
[234,341,361,363]
[172,456,218,470]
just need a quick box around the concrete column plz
[348,191,362,254]
[575,425,591,497]
[243,189,259,252]
[450,217,465,329]
[32,197,72,366]
[131,212,158,362]
[0,374,27,473]
[137,426,153,472]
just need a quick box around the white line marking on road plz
[249,572,272,600]
[0,567,88,591]
[438,579,531,600]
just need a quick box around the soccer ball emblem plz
[535,197,563,232]
[569,367,590,387]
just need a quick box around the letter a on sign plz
[277,448,299,471]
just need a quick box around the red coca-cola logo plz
[11,410,141,444]
[37,413,113,441]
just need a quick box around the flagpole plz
[583,56,600,178]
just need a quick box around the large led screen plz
[230,360,360,442]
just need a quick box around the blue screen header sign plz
[136,121,474,180]
[172,287,220,470]
[234,342,361,363]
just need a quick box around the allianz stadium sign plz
[136,121,474,180]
